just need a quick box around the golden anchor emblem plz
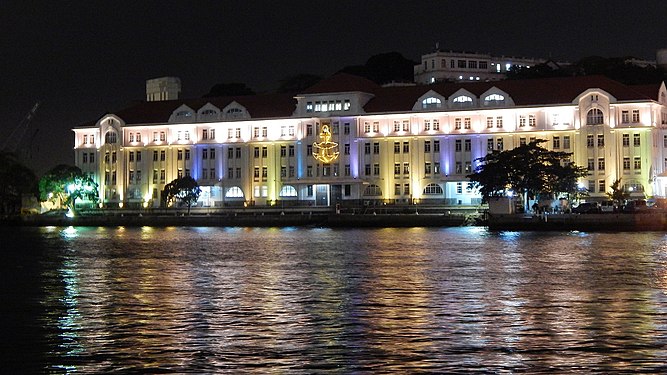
[312,124,339,163]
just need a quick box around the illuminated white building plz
[414,48,554,84]
[73,73,667,209]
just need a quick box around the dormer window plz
[453,95,473,108]
[483,94,505,106]
[422,97,442,109]
[176,110,192,118]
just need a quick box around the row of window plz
[305,100,352,113]
[424,58,490,71]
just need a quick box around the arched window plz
[104,131,117,144]
[279,185,297,197]
[483,93,505,106]
[423,183,443,195]
[587,108,604,125]
[453,95,473,108]
[363,184,382,196]
[225,186,244,198]
[422,97,442,109]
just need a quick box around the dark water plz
[2,226,667,373]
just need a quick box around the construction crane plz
[1,101,40,156]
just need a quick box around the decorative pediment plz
[572,89,616,105]
[222,101,250,120]
[480,87,515,107]
[413,90,446,111]
[448,88,476,108]
[169,104,195,123]
[197,103,220,122]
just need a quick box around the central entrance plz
[314,184,330,206]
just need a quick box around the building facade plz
[413,49,552,84]
[73,74,667,209]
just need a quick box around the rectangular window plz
[403,162,409,174]
[253,127,260,138]
[529,115,536,127]
[262,127,267,137]
[622,110,630,123]
[497,138,503,151]
[373,163,380,175]
[464,139,471,151]
[623,157,630,170]
[434,162,440,174]
[622,134,630,147]
[129,151,134,162]
[663,135,667,148]
[177,168,183,179]
[254,167,260,180]
[487,117,494,128]
[455,140,462,152]
[262,167,267,179]
[364,143,371,155]
[364,122,371,133]
[403,142,409,153]
[402,120,409,131]
[496,116,503,128]
[236,168,241,178]
[344,164,350,177]
[632,110,640,123]
[455,118,462,130]
[202,149,208,159]
[563,136,571,149]
[394,142,400,154]
[228,148,234,159]
[280,146,287,157]
[465,162,472,173]
[153,169,158,183]
[487,139,494,151]
[598,180,605,194]
[553,136,560,149]
[160,169,165,182]
[373,142,379,154]
[464,118,471,129]
[344,123,350,134]
[433,120,439,131]
[82,153,88,163]
[424,141,431,153]
[254,147,260,158]
[202,169,207,180]
[597,134,604,147]
[598,157,605,172]
[288,146,294,157]
[160,150,165,161]
[587,135,594,147]
[520,137,526,146]
[185,150,190,160]
[587,158,595,172]
[634,157,641,170]
[393,121,400,132]
[364,164,371,175]
[160,131,166,141]
[128,133,133,143]
[395,184,401,196]
[634,133,640,146]
[262,147,267,158]
[456,162,462,174]
[424,120,431,131]
[434,140,440,152]
[289,166,295,178]
[228,168,234,178]
[344,144,350,155]
[394,163,401,175]
[404,184,410,195]
[307,145,313,155]
[373,122,380,133]
[210,148,215,159]
[425,162,432,174]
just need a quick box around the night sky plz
[2,0,666,175]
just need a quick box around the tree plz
[467,140,588,211]
[0,152,39,215]
[277,74,322,93]
[338,52,417,85]
[39,164,98,210]
[606,178,630,205]
[162,176,201,214]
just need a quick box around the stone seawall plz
[13,213,469,228]
[488,213,667,231]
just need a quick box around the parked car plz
[622,199,650,213]
[572,202,601,214]
[599,200,616,213]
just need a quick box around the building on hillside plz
[413,48,554,84]
[72,73,667,210]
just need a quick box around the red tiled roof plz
[104,93,297,125]
[79,74,662,127]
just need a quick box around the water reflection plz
[4,227,666,372]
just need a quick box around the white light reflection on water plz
[8,226,667,373]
